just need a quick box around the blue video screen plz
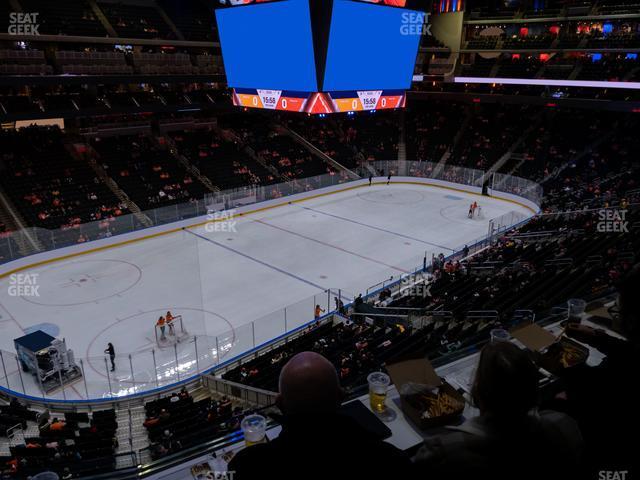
[215,0,318,91]
[322,0,423,91]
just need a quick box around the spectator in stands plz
[143,414,160,428]
[151,442,168,459]
[229,352,412,479]
[49,418,67,432]
[414,342,583,480]
[354,294,363,307]
[179,386,189,400]
[104,342,115,371]
[554,264,640,476]
[334,296,346,315]
[219,396,232,415]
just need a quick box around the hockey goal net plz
[155,315,189,347]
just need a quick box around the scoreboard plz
[327,91,406,112]
[233,89,310,112]
[216,0,422,115]
[232,89,407,114]
[322,0,421,91]
[215,0,317,92]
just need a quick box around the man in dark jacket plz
[557,265,640,476]
[229,352,412,479]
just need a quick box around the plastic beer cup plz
[241,414,266,446]
[367,372,390,413]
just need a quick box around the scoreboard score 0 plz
[232,89,406,114]
[234,89,308,112]
[328,91,406,112]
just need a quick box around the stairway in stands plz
[115,405,149,467]
[276,122,359,178]
[397,110,407,162]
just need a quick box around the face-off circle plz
[19,259,142,307]
[356,189,425,205]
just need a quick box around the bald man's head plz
[277,352,342,416]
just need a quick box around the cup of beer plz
[490,328,510,343]
[367,372,390,413]
[241,414,267,447]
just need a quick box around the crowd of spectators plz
[0,126,128,233]
[143,388,253,460]
[283,116,356,168]
[447,103,533,170]
[414,78,640,101]
[228,275,640,480]
[223,201,638,395]
[217,107,640,477]
[169,128,272,190]
[459,53,640,83]
[1,400,118,479]
[405,101,468,163]
[283,111,402,168]
[0,224,18,263]
[224,319,409,392]
[253,131,330,180]
[1,102,636,242]
[221,199,639,480]
[465,18,640,51]
[1,1,639,477]
[220,113,337,180]
[503,108,611,181]
[229,351,414,479]
[338,114,401,164]
[538,112,640,211]
[91,133,209,210]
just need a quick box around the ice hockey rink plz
[0,183,535,400]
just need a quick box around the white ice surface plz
[0,184,532,400]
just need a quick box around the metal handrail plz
[375,306,429,311]
[201,374,278,408]
[349,312,410,318]
[465,310,500,321]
